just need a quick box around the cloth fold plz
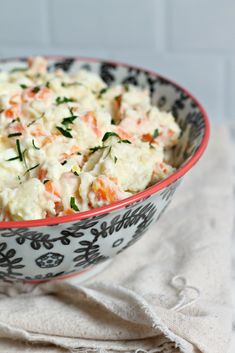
[0,127,233,353]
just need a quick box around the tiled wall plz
[0,0,234,122]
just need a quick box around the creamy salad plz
[0,57,180,221]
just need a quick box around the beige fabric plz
[0,127,233,353]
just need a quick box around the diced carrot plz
[5,108,15,119]
[37,87,51,100]
[142,133,153,143]
[41,136,55,147]
[38,168,47,181]
[64,208,75,215]
[168,129,174,137]
[31,125,47,137]
[115,127,133,140]
[92,177,118,203]
[82,112,102,137]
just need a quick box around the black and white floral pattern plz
[0,57,207,282]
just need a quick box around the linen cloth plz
[0,127,233,353]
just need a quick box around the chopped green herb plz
[61,160,67,166]
[114,156,118,164]
[20,84,28,89]
[8,117,20,127]
[7,156,20,161]
[10,67,27,73]
[97,87,108,99]
[102,131,119,142]
[56,126,73,138]
[111,118,117,125]
[70,196,79,211]
[77,152,81,155]
[118,139,131,144]
[32,86,40,94]
[89,145,105,154]
[8,132,22,138]
[32,139,40,150]
[114,94,122,101]
[16,139,23,161]
[45,81,50,88]
[72,171,79,176]
[25,163,40,174]
[55,96,75,105]
[61,81,82,88]
[61,115,78,127]
[124,84,129,92]
[43,179,50,184]
[152,128,159,139]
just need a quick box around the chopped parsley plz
[8,132,22,138]
[32,86,40,94]
[70,196,79,211]
[97,87,108,99]
[118,139,131,144]
[61,115,78,128]
[77,151,81,155]
[32,139,40,150]
[152,128,159,139]
[89,145,106,154]
[45,81,50,88]
[55,96,75,105]
[20,84,28,89]
[102,131,119,142]
[56,126,73,138]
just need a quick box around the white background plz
[0,0,234,122]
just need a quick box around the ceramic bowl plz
[0,57,209,283]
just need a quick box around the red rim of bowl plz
[0,56,210,228]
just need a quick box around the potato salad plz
[0,57,180,221]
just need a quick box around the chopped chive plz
[32,139,40,150]
[102,131,119,142]
[61,81,82,87]
[70,196,80,211]
[16,139,23,161]
[45,81,50,88]
[114,156,118,164]
[43,179,49,184]
[25,163,40,174]
[61,160,67,165]
[6,156,20,161]
[89,145,106,154]
[77,152,81,155]
[20,84,28,89]
[56,126,73,138]
[8,132,22,138]
[118,139,131,144]
[55,96,75,105]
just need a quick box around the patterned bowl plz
[0,57,209,283]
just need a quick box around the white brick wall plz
[0,0,234,122]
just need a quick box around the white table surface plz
[228,125,235,353]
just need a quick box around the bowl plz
[0,57,209,283]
